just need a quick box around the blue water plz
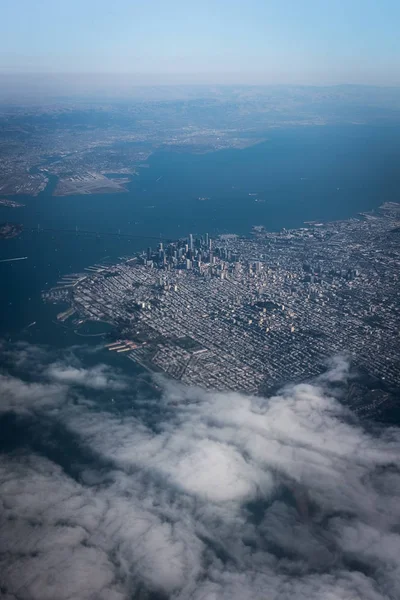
[1,124,399,340]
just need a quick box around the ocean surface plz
[1,124,400,343]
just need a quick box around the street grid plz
[43,203,400,401]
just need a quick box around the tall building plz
[189,234,193,252]
[205,233,209,248]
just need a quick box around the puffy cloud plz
[0,373,66,413]
[0,456,123,600]
[0,339,49,371]
[45,362,128,390]
[0,343,400,599]
[0,339,129,393]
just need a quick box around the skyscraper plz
[189,234,193,252]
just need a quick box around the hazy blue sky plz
[1,0,399,84]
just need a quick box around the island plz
[0,222,23,239]
[0,198,25,208]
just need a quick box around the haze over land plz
[1,84,400,198]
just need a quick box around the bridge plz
[31,226,173,243]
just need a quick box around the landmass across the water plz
[2,85,400,197]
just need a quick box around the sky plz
[1,0,400,85]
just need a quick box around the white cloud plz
[1,346,400,599]
[45,362,128,390]
[0,373,67,413]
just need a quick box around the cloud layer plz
[0,344,400,599]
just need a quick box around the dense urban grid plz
[43,203,400,408]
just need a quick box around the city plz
[2,4,400,599]
[43,202,400,410]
